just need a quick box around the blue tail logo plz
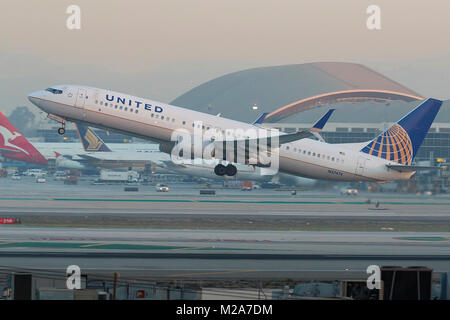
[361,98,442,164]
[75,123,112,152]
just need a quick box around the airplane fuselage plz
[28,85,414,182]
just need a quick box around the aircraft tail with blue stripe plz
[75,123,112,152]
[361,98,442,165]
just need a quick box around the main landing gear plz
[214,163,237,176]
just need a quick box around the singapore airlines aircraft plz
[28,85,443,182]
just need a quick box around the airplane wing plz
[386,164,441,172]
[162,160,187,169]
[214,108,335,146]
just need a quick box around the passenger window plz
[119,106,123,110]
[332,157,335,161]
[124,107,128,111]
[308,151,311,155]
[317,154,320,158]
[151,114,154,117]
[182,121,186,125]
[130,109,133,112]
[115,105,118,109]
[95,100,98,104]
[105,103,108,106]
[100,101,103,105]
[312,152,316,156]
[135,110,138,114]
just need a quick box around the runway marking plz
[80,243,109,248]
[0,241,16,245]
[169,270,258,277]
[2,197,449,206]
[172,246,210,251]
[394,236,450,242]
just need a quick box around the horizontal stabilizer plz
[0,147,20,153]
[386,164,441,172]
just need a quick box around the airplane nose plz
[28,91,42,106]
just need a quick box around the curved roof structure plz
[171,62,424,123]
[265,89,423,123]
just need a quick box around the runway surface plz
[0,177,449,281]
[0,227,448,280]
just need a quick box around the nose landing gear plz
[57,127,66,135]
[214,163,237,176]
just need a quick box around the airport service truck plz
[98,170,139,183]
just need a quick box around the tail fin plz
[0,112,47,165]
[75,123,112,152]
[361,98,442,164]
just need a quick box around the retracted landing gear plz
[214,163,237,176]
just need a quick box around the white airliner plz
[28,85,443,182]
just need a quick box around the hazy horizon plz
[1,0,450,115]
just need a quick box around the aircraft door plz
[75,88,86,108]
[355,156,366,175]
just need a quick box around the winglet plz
[253,113,269,125]
[311,109,335,131]
[75,123,112,152]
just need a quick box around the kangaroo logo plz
[0,125,30,155]
[363,124,413,165]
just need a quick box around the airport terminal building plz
[34,62,450,163]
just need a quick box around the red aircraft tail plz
[0,112,47,166]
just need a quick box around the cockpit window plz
[45,88,63,94]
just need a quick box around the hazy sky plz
[1,0,450,114]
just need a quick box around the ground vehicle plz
[25,169,47,177]
[35,175,46,183]
[11,174,21,180]
[64,175,78,185]
[340,187,358,195]
[99,170,139,183]
[155,184,169,192]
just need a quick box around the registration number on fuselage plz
[328,169,343,176]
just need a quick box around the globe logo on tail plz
[363,124,413,165]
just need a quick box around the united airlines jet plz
[28,85,443,182]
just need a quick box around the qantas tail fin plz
[75,123,112,152]
[0,112,47,166]
[361,98,442,165]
